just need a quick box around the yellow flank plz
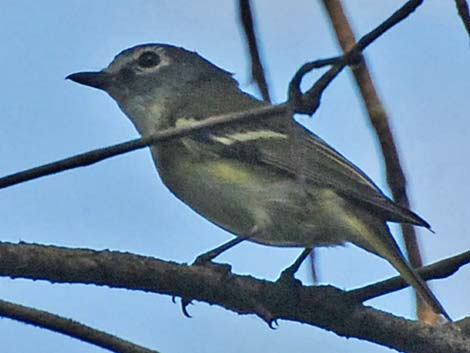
[206,161,252,184]
[342,210,390,258]
[343,215,370,241]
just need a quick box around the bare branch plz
[238,0,271,102]
[0,1,426,192]
[290,0,425,114]
[0,298,160,353]
[320,0,434,322]
[0,241,468,353]
[0,104,288,190]
[350,251,470,302]
[455,0,470,38]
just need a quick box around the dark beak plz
[66,71,112,90]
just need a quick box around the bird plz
[67,43,449,320]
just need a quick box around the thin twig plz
[1,55,339,191]
[290,0,425,114]
[320,0,434,322]
[0,104,288,190]
[0,1,425,192]
[0,298,160,353]
[455,0,470,38]
[349,250,470,302]
[238,0,271,102]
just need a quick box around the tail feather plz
[349,213,451,320]
[384,247,451,321]
[364,228,451,321]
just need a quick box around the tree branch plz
[0,1,426,192]
[350,251,470,302]
[0,241,469,353]
[289,0,424,114]
[0,298,160,353]
[455,0,470,38]
[238,0,271,102]
[320,0,434,323]
[0,104,288,190]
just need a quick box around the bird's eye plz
[137,51,161,68]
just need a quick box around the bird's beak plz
[66,71,112,90]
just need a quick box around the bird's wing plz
[187,116,429,228]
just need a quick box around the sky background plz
[0,1,468,352]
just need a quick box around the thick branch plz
[0,242,469,353]
[0,298,160,353]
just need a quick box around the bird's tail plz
[363,227,451,321]
[381,243,450,321]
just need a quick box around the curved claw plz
[255,304,277,328]
[181,298,193,318]
[268,319,279,329]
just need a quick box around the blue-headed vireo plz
[67,43,449,320]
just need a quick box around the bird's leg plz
[182,231,255,316]
[180,237,248,317]
[309,249,319,284]
[278,247,312,285]
[193,237,247,266]
[194,226,259,265]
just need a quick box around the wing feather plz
[184,116,429,228]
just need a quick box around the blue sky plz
[0,1,468,352]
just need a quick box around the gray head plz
[67,43,236,100]
[67,44,242,131]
